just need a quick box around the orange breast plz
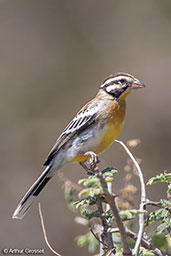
[95,99,126,154]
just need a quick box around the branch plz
[38,203,62,256]
[96,195,116,255]
[115,139,146,256]
[109,228,167,256]
[95,168,132,256]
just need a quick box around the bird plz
[12,72,145,219]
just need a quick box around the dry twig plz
[38,203,62,256]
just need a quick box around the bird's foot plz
[80,151,100,174]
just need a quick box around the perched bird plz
[13,72,145,219]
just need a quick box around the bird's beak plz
[131,79,145,89]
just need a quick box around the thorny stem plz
[115,140,146,256]
[95,167,132,256]
[96,195,116,255]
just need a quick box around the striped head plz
[100,73,145,99]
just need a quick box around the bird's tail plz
[12,165,54,219]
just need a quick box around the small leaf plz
[76,232,98,253]
[167,183,171,194]
[156,222,170,234]
[139,247,155,256]
[78,188,91,198]
[119,209,147,221]
[82,210,100,220]
[147,209,170,224]
[78,176,100,188]
[102,167,118,176]
[105,177,113,183]
[147,172,171,185]
[160,199,171,209]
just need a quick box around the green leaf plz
[88,236,99,253]
[78,176,100,188]
[82,210,100,220]
[105,177,114,183]
[78,186,103,198]
[75,232,98,253]
[102,167,118,176]
[147,172,171,185]
[167,183,171,194]
[64,186,75,210]
[160,199,171,209]
[76,233,90,247]
[119,209,147,221]
[147,208,170,224]
[139,247,155,256]
[73,196,97,208]
[78,188,91,198]
[156,222,170,234]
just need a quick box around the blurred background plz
[1,0,171,255]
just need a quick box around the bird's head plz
[100,73,145,100]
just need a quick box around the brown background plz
[1,0,171,255]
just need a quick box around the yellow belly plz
[72,122,123,162]
[94,122,123,154]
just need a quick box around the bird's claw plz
[85,151,100,171]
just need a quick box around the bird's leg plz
[79,151,100,173]
[79,161,90,173]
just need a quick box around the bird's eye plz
[120,79,125,84]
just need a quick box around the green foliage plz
[76,232,99,253]
[78,187,103,198]
[65,167,171,255]
[147,208,170,225]
[168,183,171,194]
[64,183,76,210]
[82,209,100,220]
[119,209,147,221]
[78,176,100,188]
[73,196,97,209]
[160,199,171,209]
[77,169,117,199]
[147,172,171,185]
[139,247,155,256]
[151,234,168,250]
[146,172,171,241]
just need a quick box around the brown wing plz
[43,100,100,166]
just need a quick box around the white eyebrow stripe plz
[101,77,116,87]
[101,75,132,88]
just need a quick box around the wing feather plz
[44,100,100,166]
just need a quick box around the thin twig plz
[106,182,112,211]
[38,203,62,256]
[115,139,146,256]
[96,195,116,255]
[109,228,167,256]
[90,228,107,247]
[144,199,171,213]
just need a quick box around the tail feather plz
[12,165,53,219]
